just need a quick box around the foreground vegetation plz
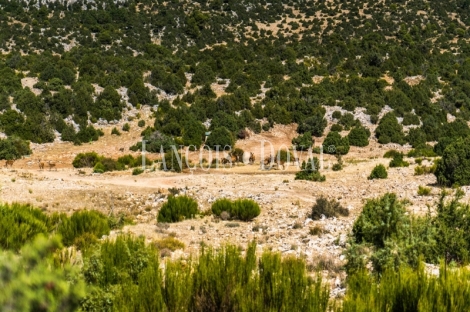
[3,190,470,311]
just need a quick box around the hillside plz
[3,0,470,311]
[0,0,470,151]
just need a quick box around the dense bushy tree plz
[292,131,313,150]
[205,126,234,149]
[435,136,470,186]
[323,131,350,155]
[375,112,405,144]
[297,110,327,137]
[348,126,371,147]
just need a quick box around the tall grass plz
[341,263,470,311]
[82,239,330,311]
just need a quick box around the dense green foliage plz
[375,112,405,144]
[323,131,350,155]
[211,198,261,221]
[57,210,110,247]
[435,136,470,186]
[0,235,85,311]
[389,152,410,167]
[4,197,470,311]
[0,203,122,252]
[295,157,326,181]
[82,238,330,312]
[0,203,53,250]
[368,164,388,179]
[0,0,467,148]
[347,126,370,147]
[346,191,470,275]
[205,126,234,149]
[160,151,187,172]
[292,131,313,150]
[157,195,199,223]
[0,136,31,160]
[342,263,470,312]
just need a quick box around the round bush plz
[375,112,404,144]
[211,198,233,216]
[348,126,370,147]
[157,196,199,223]
[368,164,388,180]
[330,124,343,132]
[232,199,261,221]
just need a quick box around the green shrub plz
[402,112,420,125]
[407,146,437,157]
[433,137,453,156]
[82,235,156,287]
[415,164,436,175]
[0,203,50,250]
[292,131,313,150]
[73,152,101,168]
[138,120,145,127]
[160,151,187,172]
[368,164,388,179]
[295,158,326,182]
[330,124,343,132]
[0,137,31,160]
[339,113,359,130]
[58,210,110,247]
[343,264,470,311]
[375,112,404,144]
[348,126,371,147]
[323,131,350,155]
[111,127,121,136]
[0,235,85,311]
[435,136,470,186]
[389,153,409,167]
[211,198,261,221]
[205,126,234,149]
[417,185,431,196]
[122,123,130,132]
[310,196,349,220]
[406,128,427,148]
[231,199,261,221]
[93,162,105,173]
[132,168,144,175]
[352,193,407,248]
[132,131,176,153]
[332,163,343,171]
[383,149,401,158]
[332,110,342,119]
[211,198,233,216]
[157,196,199,223]
[297,110,327,137]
